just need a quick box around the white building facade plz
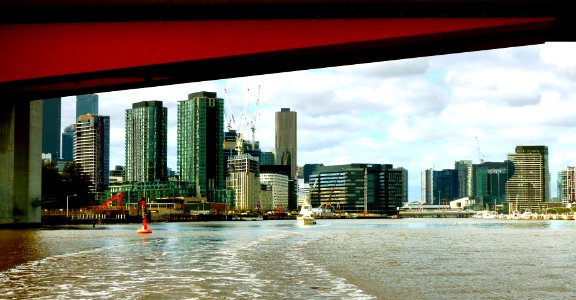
[226,154,260,211]
[260,173,289,211]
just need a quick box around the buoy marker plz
[137,198,152,234]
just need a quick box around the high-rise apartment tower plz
[125,101,168,182]
[505,145,550,212]
[74,114,110,193]
[177,91,225,198]
[558,166,576,205]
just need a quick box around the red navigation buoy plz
[137,215,152,234]
[137,198,152,234]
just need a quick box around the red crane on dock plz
[100,192,123,209]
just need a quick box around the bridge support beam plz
[0,100,42,227]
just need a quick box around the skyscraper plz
[74,114,110,194]
[42,98,61,160]
[275,108,297,178]
[505,145,550,212]
[177,91,225,198]
[76,94,99,118]
[125,101,167,182]
[61,125,74,161]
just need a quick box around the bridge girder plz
[1,1,575,99]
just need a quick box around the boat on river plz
[472,211,497,219]
[297,201,316,225]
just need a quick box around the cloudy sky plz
[61,42,576,201]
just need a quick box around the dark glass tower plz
[42,98,61,160]
[76,94,99,118]
[177,91,225,198]
[433,169,458,205]
[61,125,74,161]
[303,164,324,183]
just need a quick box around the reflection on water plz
[2,219,576,299]
[0,230,40,271]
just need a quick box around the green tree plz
[62,161,94,208]
[41,161,66,208]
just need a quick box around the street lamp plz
[66,194,77,219]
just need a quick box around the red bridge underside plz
[0,18,555,100]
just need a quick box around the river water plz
[1,218,576,299]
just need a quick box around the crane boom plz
[100,192,123,209]
[475,137,484,164]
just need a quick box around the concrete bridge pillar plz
[0,100,42,227]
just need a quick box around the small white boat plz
[473,211,497,219]
[297,202,316,225]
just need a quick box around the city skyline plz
[58,42,576,200]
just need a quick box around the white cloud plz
[540,42,576,67]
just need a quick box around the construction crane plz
[224,88,245,155]
[475,137,485,164]
[100,192,123,209]
[250,85,261,147]
[223,88,236,132]
[223,86,262,156]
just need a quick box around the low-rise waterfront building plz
[260,184,273,211]
[309,163,406,216]
[103,181,194,203]
[260,172,289,211]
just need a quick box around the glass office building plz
[76,94,99,118]
[61,125,74,161]
[309,164,406,216]
[475,162,508,210]
[42,98,61,160]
